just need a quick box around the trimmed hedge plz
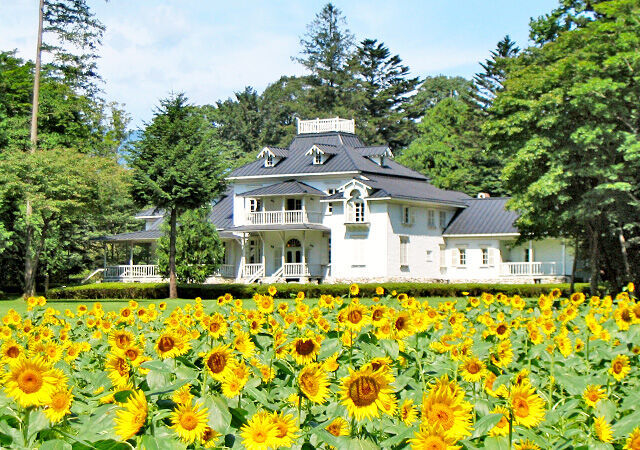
[47,281,591,300]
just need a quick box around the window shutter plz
[450,248,458,266]
[489,248,497,266]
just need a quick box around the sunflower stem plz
[22,407,30,446]
[508,409,513,449]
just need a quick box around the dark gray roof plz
[362,174,470,206]
[95,230,162,242]
[209,190,234,230]
[229,224,329,232]
[239,180,327,197]
[265,147,289,157]
[229,132,427,180]
[135,207,163,218]
[355,146,391,157]
[311,143,338,155]
[443,198,520,235]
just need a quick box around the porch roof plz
[443,197,519,236]
[94,230,162,242]
[238,180,327,198]
[230,223,329,232]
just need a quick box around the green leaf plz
[379,424,419,447]
[381,339,399,359]
[614,410,640,438]
[595,399,616,423]
[38,440,72,450]
[146,370,169,391]
[202,395,232,431]
[482,436,511,450]
[472,413,503,438]
[139,435,185,450]
[113,390,134,403]
[346,437,379,450]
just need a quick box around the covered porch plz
[232,225,331,283]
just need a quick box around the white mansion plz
[97,118,574,284]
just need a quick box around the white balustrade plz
[297,117,355,134]
[284,263,308,277]
[243,264,264,278]
[215,264,235,278]
[501,262,557,276]
[104,265,160,281]
[246,210,322,225]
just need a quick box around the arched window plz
[347,190,365,223]
[286,238,302,248]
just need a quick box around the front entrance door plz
[286,238,302,263]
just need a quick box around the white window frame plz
[439,210,447,228]
[265,153,274,167]
[402,206,412,225]
[427,209,435,228]
[400,236,409,267]
[327,189,336,214]
[314,152,323,165]
[459,248,467,266]
[426,249,433,263]
[249,198,262,212]
[482,248,489,266]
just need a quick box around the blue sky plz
[2,1,559,126]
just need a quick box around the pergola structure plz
[95,230,162,282]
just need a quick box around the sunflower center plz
[428,403,455,430]
[275,423,288,438]
[621,309,632,322]
[125,348,139,360]
[209,322,220,333]
[513,397,530,418]
[467,362,481,374]
[158,336,175,352]
[421,436,446,450]
[253,430,268,443]
[630,436,640,450]
[300,372,320,396]
[613,361,623,373]
[6,346,20,358]
[207,353,227,374]
[121,309,131,317]
[497,324,508,335]
[496,415,508,429]
[179,411,199,431]
[347,310,363,324]
[50,392,68,410]
[202,427,214,441]
[295,339,315,356]
[395,317,407,331]
[348,376,380,407]
[372,310,383,321]
[18,369,43,394]
[327,424,341,436]
[587,392,599,401]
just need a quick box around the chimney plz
[477,192,490,199]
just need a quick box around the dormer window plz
[314,152,323,165]
[265,154,274,167]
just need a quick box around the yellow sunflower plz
[326,417,349,436]
[203,345,235,381]
[221,374,246,398]
[514,440,541,450]
[609,354,631,381]
[393,311,414,339]
[170,401,209,444]
[172,384,194,406]
[489,406,510,437]
[594,416,613,443]
[241,411,278,450]
[409,423,461,450]
[206,313,228,339]
[420,375,473,441]
[625,427,640,450]
[509,383,546,428]
[342,302,370,332]
[400,399,418,425]
[233,331,256,359]
[340,366,395,421]
[582,385,605,407]
[290,335,321,365]
[105,353,130,389]
[298,363,330,404]
[270,412,299,448]
[44,386,73,423]
[459,357,486,383]
[3,355,58,407]
[114,389,147,441]
[349,283,360,296]
[155,332,190,359]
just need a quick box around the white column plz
[281,232,285,272]
[103,243,107,269]
[528,241,533,262]
[302,231,307,275]
[238,235,246,279]
[129,243,134,265]
[261,234,266,276]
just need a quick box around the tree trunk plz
[24,219,49,297]
[169,208,178,299]
[24,0,45,298]
[618,226,631,282]
[570,238,579,293]
[589,224,599,296]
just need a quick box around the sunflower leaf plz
[472,413,503,438]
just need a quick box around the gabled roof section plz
[443,198,519,236]
[209,189,234,230]
[304,143,338,155]
[135,207,164,219]
[239,180,327,197]
[361,174,470,206]
[257,146,289,158]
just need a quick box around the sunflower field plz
[1,284,639,449]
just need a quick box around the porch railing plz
[104,265,160,280]
[214,264,235,278]
[501,262,557,276]
[242,263,264,278]
[246,210,323,225]
[284,263,308,277]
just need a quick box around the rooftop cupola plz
[296,117,355,134]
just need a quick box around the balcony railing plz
[246,210,323,225]
[297,117,355,134]
[242,263,264,278]
[501,262,558,276]
[104,265,160,281]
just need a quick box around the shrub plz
[47,281,591,300]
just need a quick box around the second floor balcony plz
[246,209,323,225]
